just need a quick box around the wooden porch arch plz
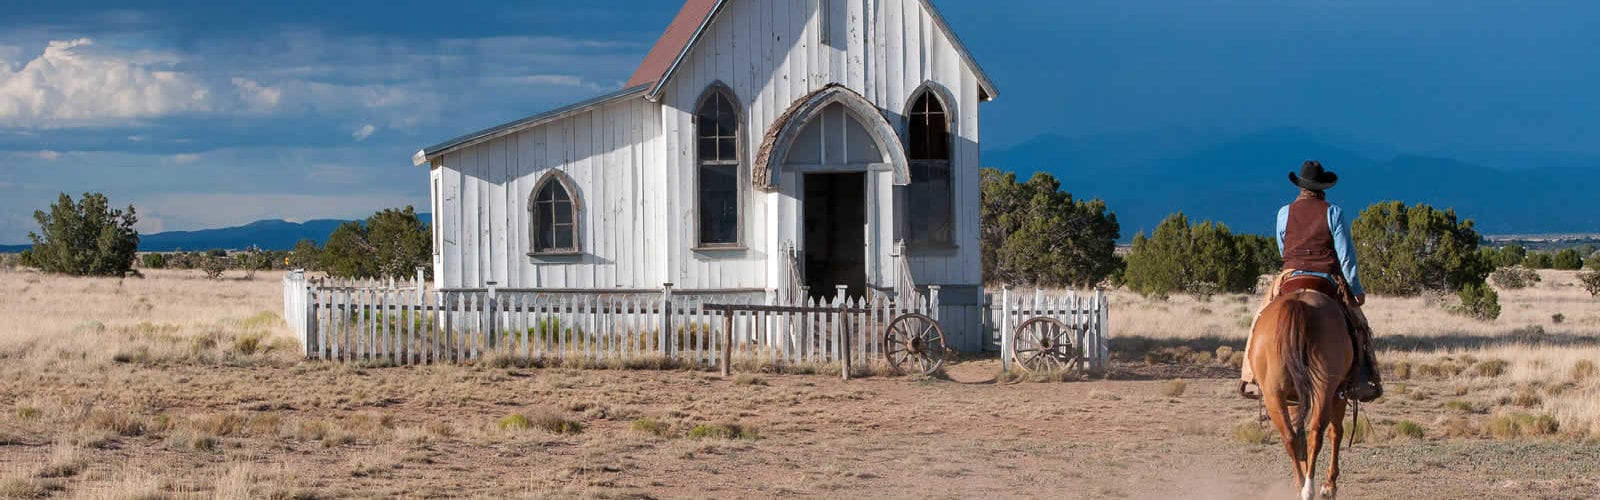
[753,84,910,191]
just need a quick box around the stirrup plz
[1238,380,1261,400]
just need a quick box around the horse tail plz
[1276,297,1314,458]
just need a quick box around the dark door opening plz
[802,172,867,301]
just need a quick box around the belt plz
[1290,270,1339,288]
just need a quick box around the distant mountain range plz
[4,127,1592,253]
[0,214,432,253]
[984,127,1600,239]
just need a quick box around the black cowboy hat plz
[1289,160,1338,190]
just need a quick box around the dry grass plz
[3,267,1599,498]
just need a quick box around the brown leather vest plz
[1282,193,1340,275]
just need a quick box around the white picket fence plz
[282,271,936,370]
[990,287,1111,372]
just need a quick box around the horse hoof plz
[1319,485,1336,498]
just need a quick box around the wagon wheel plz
[883,313,947,375]
[1010,317,1083,373]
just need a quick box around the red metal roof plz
[625,0,720,89]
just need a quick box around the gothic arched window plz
[907,87,953,246]
[530,171,579,254]
[696,85,742,247]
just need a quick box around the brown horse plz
[1248,289,1354,499]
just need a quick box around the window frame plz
[527,169,583,257]
[904,85,956,249]
[693,83,746,251]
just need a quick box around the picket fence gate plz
[988,286,1111,372]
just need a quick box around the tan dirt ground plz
[1,269,1598,499]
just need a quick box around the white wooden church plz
[412,0,997,348]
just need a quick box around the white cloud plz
[22,150,62,161]
[351,123,376,141]
[172,153,200,164]
[231,77,281,112]
[0,38,211,128]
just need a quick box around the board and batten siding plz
[658,0,984,292]
[434,96,667,290]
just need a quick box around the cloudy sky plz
[3,1,1597,243]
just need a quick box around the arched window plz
[696,86,741,247]
[529,171,579,254]
[907,88,953,246]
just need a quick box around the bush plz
[200,256,229,280]
[1489,266,1540,290]
[1486,412,1558,439]
[630,418,673,437]
[1552,249,1584,270]
[1488,244,1527,268]
[235,250,271,280]
[1161,379,1187,397]
[140,253,167,269]
[1392,420,1425,439]
[1451,282,1500,321]
[980,169,1122,288]
[1525,252,1554,269]
[1578,270,1600,297]
[320,206,433,280]
[287,238,321,271]
[23,192,140,277]
[1352,201,1489,295]
[1123,212,1277,298]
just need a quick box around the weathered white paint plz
[426,0,990,340]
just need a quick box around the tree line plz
[14,192,430,280]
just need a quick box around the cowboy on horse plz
[1241,160,1383,403]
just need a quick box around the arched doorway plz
[785,103,885,300]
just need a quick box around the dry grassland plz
[0,268,1597,499]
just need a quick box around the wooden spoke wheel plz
[1010,317,1083,373]
[883,313,947,375]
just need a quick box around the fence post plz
[927,285,941,321]
[720,306,734,377]
[1000,285,1012,372]
[1096,287,1109,370]
[415,267,426,306]
[660,283,675,358]
[486,281,498,350]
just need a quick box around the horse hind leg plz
[1320,398,1349,499]
[1264,394,1305,485]
[1301,389,1338,500]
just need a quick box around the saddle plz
[1278,274,1342,300]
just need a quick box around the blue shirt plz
[1276,203,1364,296]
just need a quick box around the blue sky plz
[2,0,1597,243]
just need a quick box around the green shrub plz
[980,169,1122,288]
[1489,266,1540,290]
[497,414,531,431]
[1123,212,1277,298]
[1525,252,1554,269]
[630,418,672,437]
[1486,412,1559,439]
[22,192,140,277]
[1352,201,1490,296]
[1444,400,1478,413]
[1392,420,1425,439]
[319,206,432,280]
[141,253,167,269]
[1452,282,1500,321]
[1552,249,1584,270]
